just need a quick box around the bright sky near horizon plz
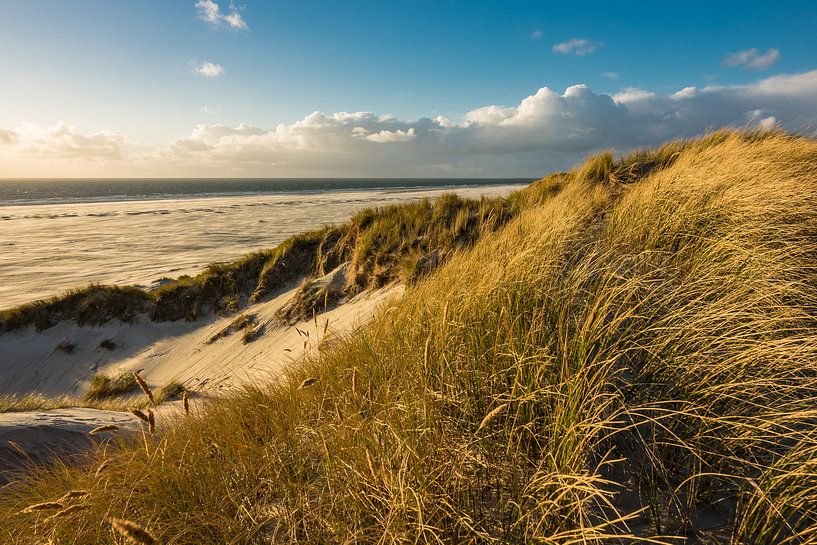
[1,0,816,178]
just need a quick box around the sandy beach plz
[0,183,522,309]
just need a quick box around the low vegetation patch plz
[82,371,138,402]
[54,340,75,354]
[206,312,257,343]
[0,285,149,332]
[155,380,185,403]
[240,324,264,344]
[0,394,141,413]
[98,339,117,351]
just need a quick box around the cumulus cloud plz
[3,70,817,176]
[603,72,619,79]
[530,30,543,40]
[553,38,599,56]
[364,128,417,143]
[612,88,656,105]
[159,70,815,172]
[194,61,224,77]
[195,0,247,29]
[723,48,780,71]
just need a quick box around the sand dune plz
[0,279,401,481]
[0,282,401,398]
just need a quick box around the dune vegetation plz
[0,374,185,414]
[0,178,551,332]
[2,129,817,544]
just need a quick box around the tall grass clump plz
[1,129,815,544]
[82,371,139,402]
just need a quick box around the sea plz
[0,178,530,309]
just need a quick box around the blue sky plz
[1,0,816,177]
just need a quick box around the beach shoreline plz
[0,182,522,309]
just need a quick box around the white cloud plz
[365,128,417,143]
[0,121,125,159]
[162,70,817,170]
[195,0,220,24]
[3,70,817,176]
[603,72,619,79]
[194,61,224,77]
[530,30,543,40]
[723,48,780,71]
[553,38,599,56]
[195,0,247,30]
[612,88,656,105]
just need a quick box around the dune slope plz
[2,130,817,544]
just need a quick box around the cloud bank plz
[2,70,816,177]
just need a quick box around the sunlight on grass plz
[2,129,816,544]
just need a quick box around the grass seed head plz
[476,403,508,434]
[132,371,155,404]
[129,409,149,423]
[88,424,119,436]
[44,504,90,523]
[58,490,89,502]
[110,517,160,545]
[20,501,63,514]
[299,377,318,390]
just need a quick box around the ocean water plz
[0,178,530,206]
[0,179,529,309]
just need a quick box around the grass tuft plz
[83,371,138,402]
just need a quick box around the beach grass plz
[0,393,140,414]
[0,377,186,414]
[2,129,817,543]
[82,371,139,402]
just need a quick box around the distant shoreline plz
[0,183,525,308]
[0,178,533,207]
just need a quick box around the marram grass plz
[2,129,817,544]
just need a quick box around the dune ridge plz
[2,129,817,543]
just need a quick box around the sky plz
[0,0,816,178]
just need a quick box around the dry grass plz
[0,376,186,414]
[156,380,185,403]
[1,129,816,544]
[0,285,149,332]
[83,372,139,403]
[0,392,143,413]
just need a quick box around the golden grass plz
[132,372,155,405]
[83,371,138,403]
[19,502,63,514]
[0,377,187,414]
[110,518,160,545]
[2,129,816,543]
[87,425,119,436]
